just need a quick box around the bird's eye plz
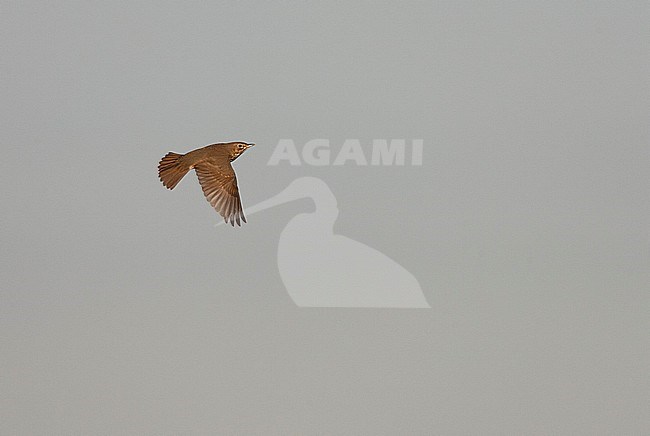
[238,144,244,149]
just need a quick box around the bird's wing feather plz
[194,161,247,226]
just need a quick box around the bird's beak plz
[244,187,295,217]
[246,143,255,148]
[214,180,301,228]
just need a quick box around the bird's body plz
[158,141,254,226]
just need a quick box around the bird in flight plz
[158,141,255,226]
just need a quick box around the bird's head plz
[228,142,255,161]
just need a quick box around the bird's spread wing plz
[194,161,247,226]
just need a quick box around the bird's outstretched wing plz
[194,161,247,226]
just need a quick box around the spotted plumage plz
[158,141,254,226]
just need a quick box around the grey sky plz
[1,1,648,434]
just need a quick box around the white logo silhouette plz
[218,177,430,308]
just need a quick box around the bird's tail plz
[158,152,190,190]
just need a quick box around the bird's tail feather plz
[158,152,190,190]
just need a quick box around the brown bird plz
[158,141,255,226]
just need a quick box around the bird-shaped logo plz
[218,176,430,308]
[158,141,254,226]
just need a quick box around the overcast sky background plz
[1,1,649,434]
